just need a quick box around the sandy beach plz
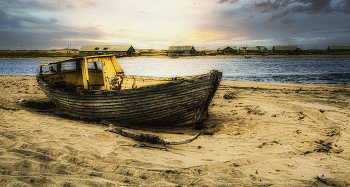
[1,74,350,186]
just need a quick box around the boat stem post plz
[87,80,90,91]
[193,110,204,130]
[194,121,203,130]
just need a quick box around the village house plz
[257,46,267,53]
[273,46,300,54]
[167,46,196,57]
[327,46,350,51]
[79,45,136,56]
[238,47,260,54]
[194,47,206,55]
[217,46,238,54]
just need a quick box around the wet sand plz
[1,74,350,186]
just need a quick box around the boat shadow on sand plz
[21,100,102,124]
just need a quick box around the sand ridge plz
[0,75,350,186]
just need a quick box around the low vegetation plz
[138,49,167,56]
[0,104,21,111]
[0,49,80,58]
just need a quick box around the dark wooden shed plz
[194,47,206,55]
[167,46,196,57]
[273,46,299,54]
[327,46,350,51]
[217,46,238,54]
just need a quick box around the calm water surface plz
[0,57,349,84]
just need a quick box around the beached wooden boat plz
[37,55,222,128]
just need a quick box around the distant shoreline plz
[122,54,350,59]
[1,54,350,60]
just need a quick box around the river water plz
[0,57,349,84]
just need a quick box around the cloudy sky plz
[0,0,349,50]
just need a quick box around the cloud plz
[341,25,350,29]
[279,17,295,25]
[0,0,107,49]
[1,0,349,50]
[254,0,350,25]
[336,0,350,14]
[0,10,16,29]
[0,0,98,31]
[247,13,255,19]
[0,0,102,47]
[1,0,97,11]
[0,24,108,49]
[177,28,247,42]
[214,0,239,4]
[0,10,46,29]
[254,0,334,14]
[254,0,292,13]
[242,12,256,21]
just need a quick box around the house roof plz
[273,46,297,51]
[257,46,267,50]
[80,45,133,52]
[217,46,237,50]
[327,46,350,50]
[168,46,194,52]
[244,47,260,51]
[194,47,206,52]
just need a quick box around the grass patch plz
[0,104,22,111]
[138,50,167,56]
[0,51,81,58]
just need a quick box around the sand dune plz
[1,74,350,186]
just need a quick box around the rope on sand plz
[109,124,203,145]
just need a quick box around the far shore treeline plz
[1,48,350,59]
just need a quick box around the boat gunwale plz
[39,54,116,66]
[37,71,217,96]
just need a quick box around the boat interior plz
[38,55,186,91]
